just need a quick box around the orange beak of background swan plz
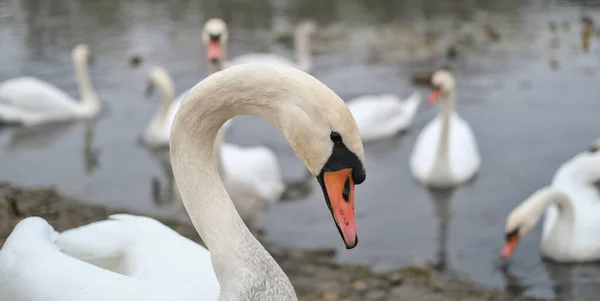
[428,87,441,105]
[320,168,357,249]
[501,232,520,260]
[207,39,223,62]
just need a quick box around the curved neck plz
[436,90,454,160]
[170,68,311,300]
[73,55,98,114]
[294,29,312,73]
[524,186,574,229]
[151,76,176,129]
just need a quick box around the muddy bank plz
[0,182,542,301]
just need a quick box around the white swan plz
[502,139,600,263]
[141,66,285,205]
[348,92,422,142]
[0,44,100,126]
[141,66,185,148]
[0,64,366,300]
[409,70,481,188]
[202,18,317,73]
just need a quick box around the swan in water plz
[409,70,481,188]
[348,92,422,142]
[0,44,100,126]
[502,139,600,263]
[203,18,317,73]
[0,64,366,300]
[141,66,285,206]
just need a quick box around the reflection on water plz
[2,0,600,299]
[426,187,455,273]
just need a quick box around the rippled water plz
[2,0,600,299]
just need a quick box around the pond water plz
[1,0,600,299]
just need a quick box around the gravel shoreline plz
[0,182,544,301]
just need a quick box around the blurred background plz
[1,0,600,299]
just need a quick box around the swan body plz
[348,92,421,141]
[0,44,100,126]
[0,64,366,300]
[503,140,600,262]
[409,70,481,188]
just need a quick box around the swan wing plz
[0,217,211,301]
[57,214,219,285]
[409,116,442,182]
[448,113,481,182]
[222,143,285,203]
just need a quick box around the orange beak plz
[207,40,223,62]
[501,234,519,260]
[321,168,357,249]
[428,88,441,105]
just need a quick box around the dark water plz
[2,0,600,299]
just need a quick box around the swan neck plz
[73,55,98,113]
[527,186,574,225]
[170,69,301,300]
[435,90,455,163]
[294,28,312,72]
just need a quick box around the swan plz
[142,66,285,205]
[348,92,422,142]
[202,18,317,73]
[0,64,366,301]
[502,139,600,263]
[0,44,100,126]
[409,70,481,188]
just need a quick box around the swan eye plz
[330,131,342,144]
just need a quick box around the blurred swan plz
[141,67,185,148]
[202,18,317,73]
[142,66,285,207]
[502,139,600,263]
[409,70,481,188]
[0,64,367,300]
[348,92,421,142]
[0,44,100,126]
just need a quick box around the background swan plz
[0,64,366,300]
[502,139,600,263]
[409,70,481,188]
[0,44,100,126]
[203,18,317,73]
[141,66,285,208]
[141,66,185,148]
[348,92,421,142]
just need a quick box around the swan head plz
[429,69,455,104]
[72,43,93,65]
[145,67,174,99]
[265,67,365,249]
[202,18,228,64]
[588,138,600,153]
[501,187,565,260]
